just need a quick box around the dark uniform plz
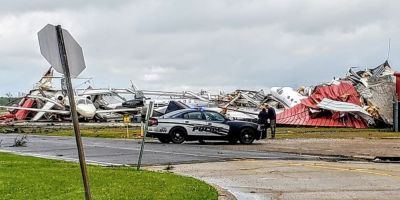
[267,106,276,139]
[258,108,268,139]
[141,106,148,122]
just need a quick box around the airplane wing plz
[27,95,65,109]
[77,89,113,96]
[95,108,141,114]
[0,106,70,115]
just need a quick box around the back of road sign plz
[123,115,131,124]
[38,24,86,78]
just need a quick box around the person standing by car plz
[258,107,268,139]
[265,104,276,139]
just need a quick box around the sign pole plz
[56,25,91,200]
[137,101,154,170]
[123,115,130,138]
[126,124,129,138]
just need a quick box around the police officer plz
[265,104,276,139]
[258,107,268,139]
[141,105,148,123]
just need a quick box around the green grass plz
[3,126,399,140]
[275,127,399,139]
[2,127,143,139]
[44,128,142,139]
[0,152,218,200]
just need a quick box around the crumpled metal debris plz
[274,61,395,128]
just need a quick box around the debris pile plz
[0,68,142,124]
[215,90,265,118]
[276,81,369,128]
[350,61,395,126]
[0,61,396,129]
[210,61,395,128]
[276,61,395,128]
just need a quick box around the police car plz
[147,108,264,144]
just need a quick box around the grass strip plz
[2,126,398,140]
[0,152,217,200]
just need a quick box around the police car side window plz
[173,113,184,119]
[183,112,203,120]
[204,111,225,121]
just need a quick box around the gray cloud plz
[0,0,131,14]
[0,0,399,95]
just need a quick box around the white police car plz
[147,108,264,144]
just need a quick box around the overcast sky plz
[1,0,399,96]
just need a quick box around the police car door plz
[182,111,207,136]
[202,111,230,136]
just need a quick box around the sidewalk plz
[222,138,400,160]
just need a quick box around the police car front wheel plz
[169,127,187,144]
[239,128,256,144]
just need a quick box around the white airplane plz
[78,87,211,109]
[270,87,306,108]
[0,95,140,121]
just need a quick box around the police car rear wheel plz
[239,128,255,144]
[169,127,186,144]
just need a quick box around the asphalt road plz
[2,133,399,200]
[0,133,318,166]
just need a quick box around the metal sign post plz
[127,124,129,138]
[123,115,131,138]
[38,24,91,200]
[137,101,154,170]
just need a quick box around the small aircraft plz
[0,94,141,122]
[77,83,211,110]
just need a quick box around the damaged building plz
[276,61,395,128]
[1,61,396,129]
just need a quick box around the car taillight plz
[148,118,158,126]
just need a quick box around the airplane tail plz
[130,80,145,100]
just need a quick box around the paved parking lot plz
[149,160,400,200]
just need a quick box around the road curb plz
[211,183,237,200]
[144,165,237,200]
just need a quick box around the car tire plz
[169,127,187,144]
[158,137,171,144]
[239,128,255,144]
